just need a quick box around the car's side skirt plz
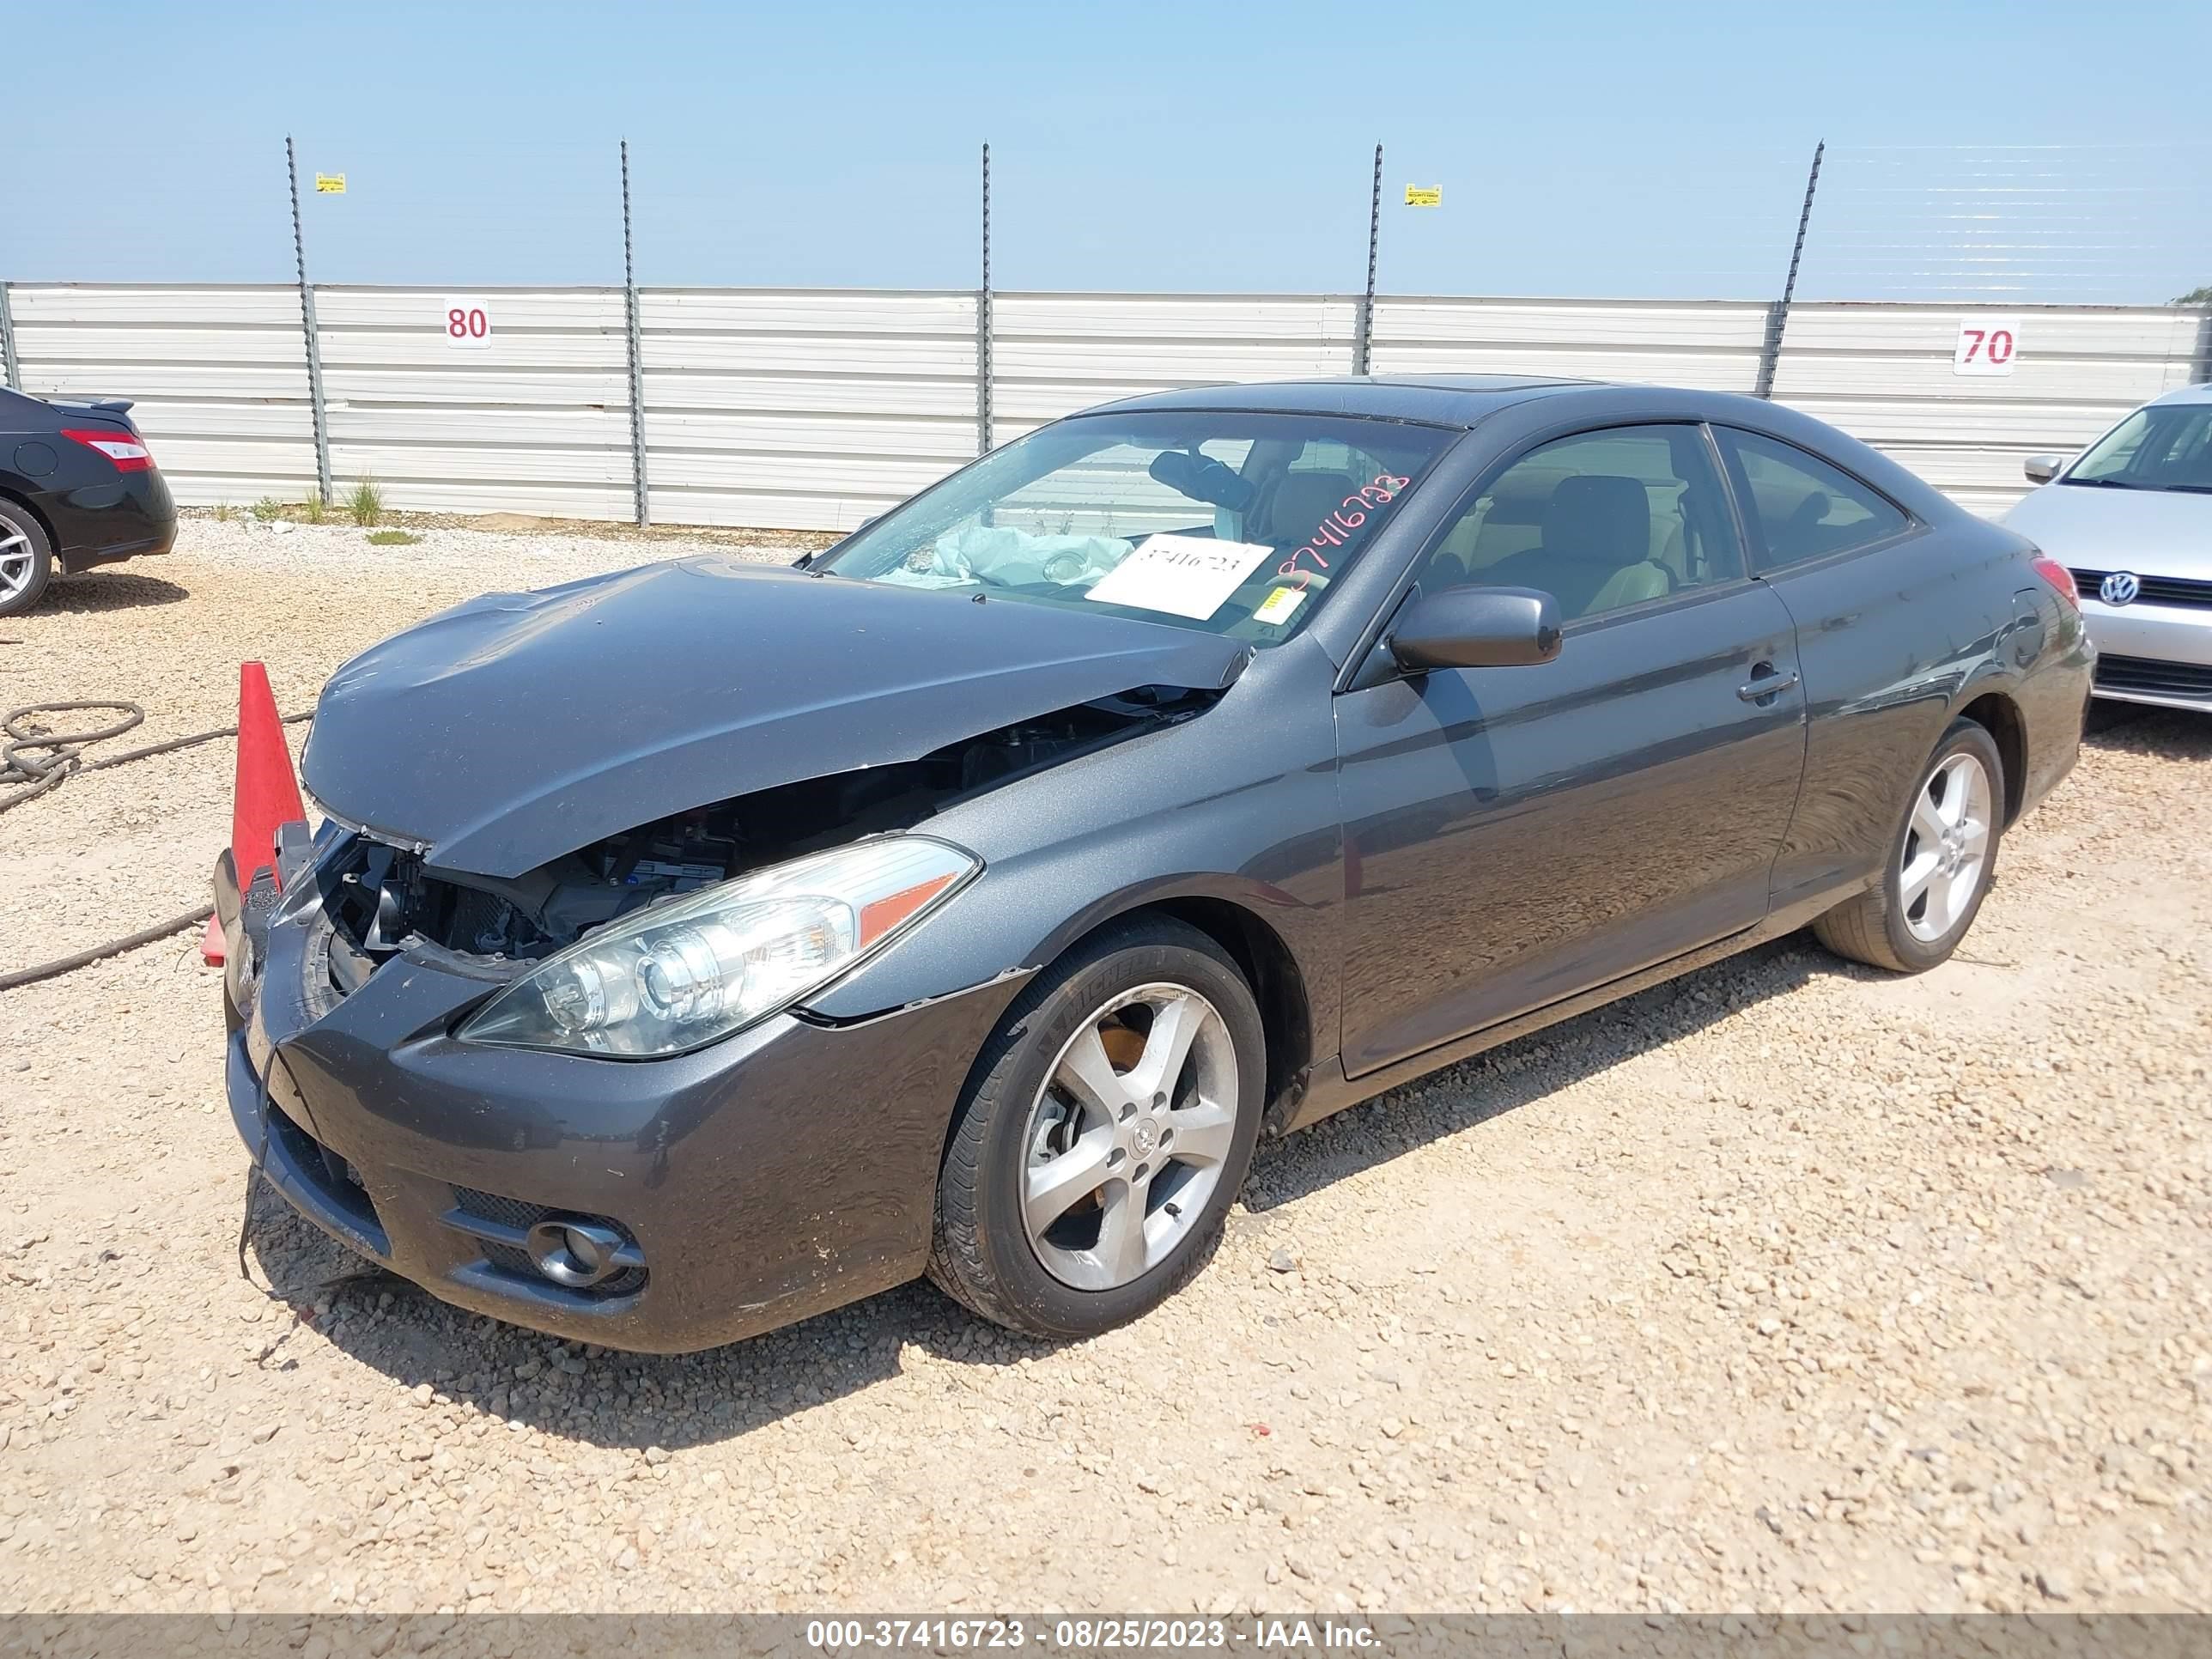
[1279,876,1869,1136]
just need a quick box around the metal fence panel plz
[989,293,1358,445]
[1770,301,2210,517]
[6,283,318,506]
[1370,297,1771,392]
[638,288,979,532]
[316,285,634,520]
[6,283,2204,530]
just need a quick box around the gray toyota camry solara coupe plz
[217,376,2092,1351]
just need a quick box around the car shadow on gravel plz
[2081,702,2210,759]
[243,933,1846,1452]
[43,572,192,611]
[1242,933,1834,1215]
[244,1195,1067,1453]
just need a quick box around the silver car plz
[2004,384,2212,713]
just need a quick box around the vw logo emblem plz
[2100,571,2142,606]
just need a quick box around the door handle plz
[1737,665,1800,702]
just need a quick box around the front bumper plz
[2075,597,2212,711]
[219,865,1024,1352]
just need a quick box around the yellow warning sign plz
[314,173,346,194]
[1403,185,1441,208]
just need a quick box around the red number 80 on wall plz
[441,299,494,349]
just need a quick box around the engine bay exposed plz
[313,685,1217,980]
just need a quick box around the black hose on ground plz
[0,903,218,994]
[0,700,314,991]
[1,700,145,811]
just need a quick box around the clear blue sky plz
[8,0,2209,301]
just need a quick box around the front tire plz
[0,502,54,618]
[928,916,1265,1339]
[1814,717,2004,973]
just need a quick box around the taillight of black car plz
[2031,554,2080,607]
[59,426,157,473]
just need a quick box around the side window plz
[1720,428,1910,568]
[1425,424,1743,621]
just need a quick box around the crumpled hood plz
[302,556,1249,878]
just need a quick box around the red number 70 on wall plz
[1953,318,2021,377]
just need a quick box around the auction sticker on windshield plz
[1085,534,1277,620]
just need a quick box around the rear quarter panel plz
[1761,512,2051,911]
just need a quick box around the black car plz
[217,376,2091,1352]
[0,386,176,615]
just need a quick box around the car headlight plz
[457,836,979,1058]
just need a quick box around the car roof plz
[1087,374,1603,427]
[2151,382,2212,408]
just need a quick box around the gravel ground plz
[2,517,2209,1618]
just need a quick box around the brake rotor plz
[1099,1022,1146,1072]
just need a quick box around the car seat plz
[1485,474,1671,617]
[1255,470,1366,552]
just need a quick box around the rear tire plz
[0,501,54,618]
[1814,717,2004,974]
[928,916,1265,1340]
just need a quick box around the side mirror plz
[2023,453,2063,486]
[1389,585,1563,672]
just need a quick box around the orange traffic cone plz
[231,661,306,886]
[203,663,307,967]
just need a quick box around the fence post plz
[0,283,18,391]
[1353,143,1382,376]
[621,139,649,528]
[977,142,994,459]
[1756,140,1824,400]
[286,137,334,507]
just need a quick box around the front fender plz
[802,639,1345,1049]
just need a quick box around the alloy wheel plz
[1900,750,1993,943]
[0,531,33,605]
[1019,982,1239,1291]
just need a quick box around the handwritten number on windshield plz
[1277,473,1412,589]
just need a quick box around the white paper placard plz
[1084,534,1278,620]
[441,299,495,349]
[1953,317,2020,377]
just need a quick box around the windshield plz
[2065,403,2212,494]
[813,411,1455,640]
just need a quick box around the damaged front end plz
[286,684,1220,1032]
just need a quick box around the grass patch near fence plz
[348,479,385,527]
[365,529,422,546]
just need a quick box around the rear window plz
[1719,428,1910,568]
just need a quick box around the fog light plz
[524,1217,631,1288]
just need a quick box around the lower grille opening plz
[2094,654,2212,701]
[450,1186,646,1299]
[264,1102,384,1239]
